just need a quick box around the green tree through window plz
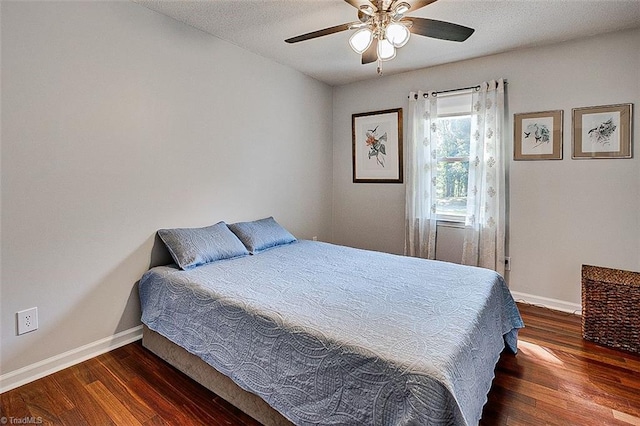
[435,114,471,219]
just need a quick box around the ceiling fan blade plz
[362,38,378,64]
[407,17,474,42]
[406,0,439,12]
[285,23,355,44]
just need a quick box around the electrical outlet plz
[504,257,512,271]
[17,307,38,335]
[312,236,318,241]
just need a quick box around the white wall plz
[333,28,640,308]
[1,1,333,377]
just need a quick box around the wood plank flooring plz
[482,303,640,425]
[1,302,639,425]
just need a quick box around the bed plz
[139,218,523,426]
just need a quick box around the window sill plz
[436,213,465,222]
[436,217,466,228]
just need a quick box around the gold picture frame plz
[352,108,403,183]
[572,103,632,159]
[513,110,563,160]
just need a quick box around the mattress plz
[139,240,523,425]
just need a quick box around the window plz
[434,92,473,221]
[407,79,505,265]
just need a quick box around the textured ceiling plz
[136,0,640,86]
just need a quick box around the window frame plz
[434,102,473,223]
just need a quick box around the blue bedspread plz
[139,240,523,425]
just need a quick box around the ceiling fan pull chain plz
[377,58,383,76]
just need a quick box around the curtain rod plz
[408,80,508,99]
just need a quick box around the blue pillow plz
[158,222,249,270]
[228,217,296,254]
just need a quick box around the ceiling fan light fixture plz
[284,0,475,77]
[394,2,411,16]
[349,28,374,54]
[385,22,410,48]
[359,4,375,16]
[377,37,396,61]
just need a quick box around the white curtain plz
[462,79,506,274]
[405,91,438,259]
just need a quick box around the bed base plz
[142,326,293,426]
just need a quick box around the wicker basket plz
[581,264,640,354]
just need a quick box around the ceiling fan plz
[285,0,474,75]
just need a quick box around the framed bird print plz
[572,103,632,159]
[352,108,403,183]
[514,110,563,160]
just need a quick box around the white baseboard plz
[0,325,143,394]
[511,290,582,315]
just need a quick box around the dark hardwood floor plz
[1,303,639,425]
